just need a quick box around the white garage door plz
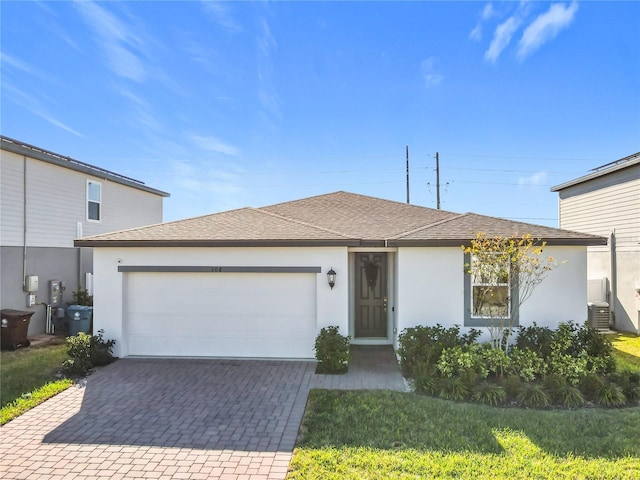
[125,272,317,358]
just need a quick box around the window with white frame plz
[87,180,101,221]
[464,252,518,327]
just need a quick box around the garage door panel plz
[125,272,317,358]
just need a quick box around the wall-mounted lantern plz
[327,268,336,290]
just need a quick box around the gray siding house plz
[1,136,169,335]
[551,152,640,334]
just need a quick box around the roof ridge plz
[389,212,468,240]
[253,207,358,239]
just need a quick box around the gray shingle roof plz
[75,191,605,247]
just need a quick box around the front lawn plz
[609,332,640,373]
[289,389,640,479]
[1,339,69,406]
[1,339,73,424]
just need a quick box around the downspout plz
[609,230,616,329]
[22,155,27,290]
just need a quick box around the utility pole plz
[435,151,441,209]
[406,145,410,204]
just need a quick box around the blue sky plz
[2,1,639,227]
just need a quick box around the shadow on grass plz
[297,389,640,459]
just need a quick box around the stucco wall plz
[1,246,82,335]
[395,246,588,343]
[93,246,349,357]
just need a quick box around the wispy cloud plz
[201,1,242,33]
[0,52,53,82]
[73,0,147,82]
[485,16,522,63]
[2,82,84,137]
[420,57,444,87]
[517,2,579,60]
[256,17,282,122]
[518,171,548,188]
[189,134,240,156]
[470,3,496,41]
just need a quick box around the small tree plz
[462,233,558,352]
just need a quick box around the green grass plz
[0,379,73,425]
[1,340,69,407]
[289,389,640,479]
[608,332,640,373]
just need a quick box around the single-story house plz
[75,191,605,359]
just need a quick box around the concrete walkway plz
[0,346,405,480]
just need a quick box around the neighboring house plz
[551,153,640,335]
[76,191,604,359]
[1,136,170,335]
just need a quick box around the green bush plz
[314,326,350,374]
[543,375,584,408]
[517,383,550,409]
[471,381,507,406]
[515,322,554,357]
[596,381,626,407]
[71,288,93,306]
[397,324,480,377]
[436,376,470,401]
[481,347,512,378]
[436,345,488,380]
[62,329,116,376]
[508,347,546,382]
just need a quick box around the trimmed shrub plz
[481,347,512,378]
[397,324,480,377]
[314,326,350,374]
[62,329,116,376]
[516,322,554,357]
[437,345,488,380]
[508,347,546,382]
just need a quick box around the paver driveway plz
[1,358,317,480]
[1,347,405,479]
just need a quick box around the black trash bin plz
[1,309,35,351]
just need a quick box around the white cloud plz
[73,1,147,82]
[469,3,496,41]
[517,2,579,60]
[485,16,522,63]
[420,57,443,87]
[518,171,548,187]
[189,134,240,157]
[201,1,241,33]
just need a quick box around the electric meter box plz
[49,280,62,306]
[24,275,39,293]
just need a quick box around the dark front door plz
[355,252,388,338]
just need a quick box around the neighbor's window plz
[87,180,101,221]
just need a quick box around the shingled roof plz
[75,191,605,247]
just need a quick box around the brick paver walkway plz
[0,346,405,479]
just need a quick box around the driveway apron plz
[1,347,405,480]
[1,358,316,480]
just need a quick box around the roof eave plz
[551,156,640,192]
[1,137,170,198]
[388,237,607,247]
[74,238,362,248]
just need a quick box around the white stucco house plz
[76,191,604,359]
[1,136,169,335]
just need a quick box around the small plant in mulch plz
[314,326,350,374]
[61,329,116,377]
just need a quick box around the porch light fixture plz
[327,268,336,290]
